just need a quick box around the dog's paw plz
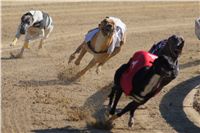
[10,42,16,47]
[105,107,111,117]
[128,117,134,128]
[109,109,115,116]
[10,52,16,58]
[38,44,42,49]
[69,76,79,82]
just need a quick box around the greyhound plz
[10,10,53,58]
[107,35,184,127]
[68,16,126,79]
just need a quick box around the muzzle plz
[20,23,29,34]
[102,24,114,36]
[106,24,114,32]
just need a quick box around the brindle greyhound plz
[10,10,53,58]
[68,17,126,80]
[107,35,184,127]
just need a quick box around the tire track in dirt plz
[160,75,200,133]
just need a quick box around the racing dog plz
[68,16,126,79]
[10,10,54,58]
[107,35,184,127]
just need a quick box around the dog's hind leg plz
[10,47,24,58]
[38,39,44,49]
[128,109,135,127]
[74,58,97,79]
[108,85,117,108]
[97,47,121,71]
[117,100,140,126]
[38,26,54,49]
[108,100,139,124]
[109,87,122,115]
[10,41,29,58]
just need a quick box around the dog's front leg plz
[10,25,21,47]
[10,38,19,47]
[68,42,86,64]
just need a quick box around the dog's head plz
[160,35,184,59]
[20,13,33,34]
[167,35,184,58]
[98,17,115,36]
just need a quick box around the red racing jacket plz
[120,51,158,95]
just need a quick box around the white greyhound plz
[10,10,54,58]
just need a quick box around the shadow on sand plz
[159,75,200,133]
[32,126,87,133]
[1,56,19,60]
[17,79,78,87]
[180,59,200,70]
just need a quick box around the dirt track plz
[1,1,200,133]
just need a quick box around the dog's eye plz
[24,19,31,24]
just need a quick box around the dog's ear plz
[21,13,33,24]
[111,20,116,29]
[21,14,26,22]
[99,18,107,28]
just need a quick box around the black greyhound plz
[107,35,184,127]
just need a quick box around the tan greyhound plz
[68,17,126,79]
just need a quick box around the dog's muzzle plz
[20,23,29,34]
[103,24,114,36]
